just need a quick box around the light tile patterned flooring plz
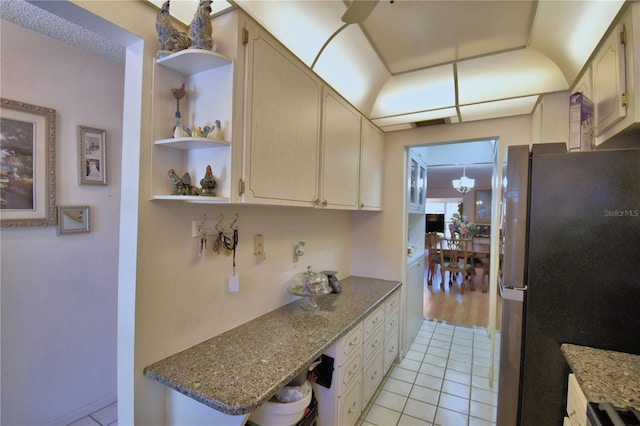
[67,401,117,426]
[359,319,500,426]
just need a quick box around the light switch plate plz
[255,234,264,255]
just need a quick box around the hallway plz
[359,320,499,426]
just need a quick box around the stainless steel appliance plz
[496,143,640,426]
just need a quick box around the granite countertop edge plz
[143,276,402,415]
[561,343,640,411]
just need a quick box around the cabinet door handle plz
[321,199,328,207]
[359,203,364,209]
[313,198,320,207]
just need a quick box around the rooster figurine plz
[156,0,191,58]
[189,0,214,51]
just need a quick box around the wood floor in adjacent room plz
[423,267,502,330]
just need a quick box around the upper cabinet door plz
[321,89,361,209]
[359,120,384,210]
[593,22,627,136]
[244,24,322,206]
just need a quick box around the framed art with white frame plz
[78,125,107,185]
[57,205,90,234]
[0,98,57,227]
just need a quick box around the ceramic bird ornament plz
[189,0,214,51]
[200,165,217,196]
[156,0,191,58]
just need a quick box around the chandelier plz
[452,166,475,194]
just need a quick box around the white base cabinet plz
[314,290,400,426]
[565,373,587,426]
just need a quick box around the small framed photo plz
[57,205,90,235]
[78,126,106,185]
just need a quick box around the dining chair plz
[425,232,440,285]
[438,237,476,293]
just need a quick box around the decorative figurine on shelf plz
[193,127,204,137]
[189,0,214,51]
[199,165,217,196]
[156,0,191,58]
[209,120,224,140]
[168,169,198,196]
[170,83,189,137]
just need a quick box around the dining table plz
[431,237,493,291]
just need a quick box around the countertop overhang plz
[561,343,640,411]
[143,276,401,415]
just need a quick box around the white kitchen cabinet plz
[359,119,384,211]
[150,50,234,202]
[243,20,322,207]
[319,88,361,209]
[592,2,640,146]
[565,373,587,426]
[405,256,425,349]
[408,150,427,214]
[384,292,400,372]
[314,289,400,426]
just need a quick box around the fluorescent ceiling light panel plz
[459,96,538,122]
[372,107,457,127]
[457,49,567,105]
[236,0,345,66]
[529,0,624,83]
[147,0,233,24]
[314,24,389,109]
[371,65,455,118]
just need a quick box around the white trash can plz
[248,381,312,426]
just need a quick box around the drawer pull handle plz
[348,401,357,414]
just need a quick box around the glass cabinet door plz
[418,164,426,207]
[409,158,418,205]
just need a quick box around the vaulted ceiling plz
[4,0,626,134]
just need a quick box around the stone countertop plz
[561,343,640,411]
[144,276,401,415]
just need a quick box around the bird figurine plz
[170,83,187,135]
[209,119,224,140]
[189,0,214,51]
[167,169,197,195]
[156,0,191,58]
[200,165,217,196]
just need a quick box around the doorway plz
[407,140,501,331]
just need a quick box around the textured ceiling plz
[0,0,125,64]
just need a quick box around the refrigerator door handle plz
[501,286,526,302]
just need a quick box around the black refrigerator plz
[496,143,640,426]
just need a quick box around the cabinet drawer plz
[364,327,384,363]
[341,352,362,391]
[340,379,362,426]
[363,351,384,406]
[385,310,399,336]
[384,291,400,315]
[364,304,385,338]
[566,374,587,426]
[341,323,363,361]
[384,329,399,373]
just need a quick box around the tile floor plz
[359,319,500,426]
[68,401,117,426]
[67,321,499,426]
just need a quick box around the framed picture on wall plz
[78,125,107,185]
[57,205,90,235]
[0,98,57,227]
[474,190,492,223]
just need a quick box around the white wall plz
[0,20,124,425]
